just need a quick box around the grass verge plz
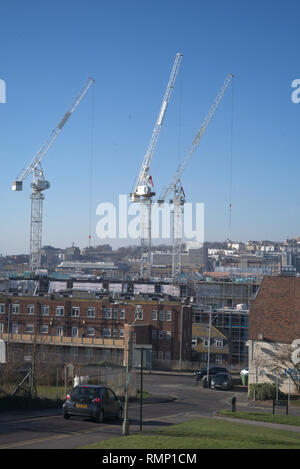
[79,417,300,449]
[218,409,300,426]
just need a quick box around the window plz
[0,304,5,314]
[56,306,64,317]
[215,339,223,348]
[158,351,164,360]
[159,310,164,321]
[0,323,4,333]
[103,328,111,337]
[166,311,172,321]
[166,331,171,340]
[72,326,78,337]
[12,304,19,314]
[203,339,209,347]
[120,308,125,320]
[113,328,118,337]
[56,326,63,336]
[87,307,95,318]
[71,307,80,317]
[165,352,171,360]
[27,305,35,315]
[113,308,118,319]
[11,323,18,334]
[103,308,111,319]
[86,327,95,336]
[152,329,157,339]
[120,329,124,338]
[40,325,49,334]
[152,309,157,320]
[135,306,143,320]
[159,330,164,340]
[41,305,49,316]
[26,324,34,333]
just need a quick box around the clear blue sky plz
[1,0,300,254]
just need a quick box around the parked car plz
[210,372,232,390]
[63,384,123,423]
[194,366,229,382]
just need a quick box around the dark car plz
[63,384,123,423]
[194,366,229,382]
[210,372,232,390]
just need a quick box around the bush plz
[249,383,285,400]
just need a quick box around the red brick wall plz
[249,276,300,343]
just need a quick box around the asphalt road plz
[0,373,241,450]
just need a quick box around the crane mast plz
[130,53,182,278]
[12,77,95,272]
[158,73,234,281]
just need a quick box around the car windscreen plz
[71,386,102,401]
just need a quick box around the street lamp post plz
[206,306,212,386]
[122,314,137,436]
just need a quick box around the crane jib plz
[57,111,72,130]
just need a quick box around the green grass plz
[79,417,300,449]
[218,410,300,426]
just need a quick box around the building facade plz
[0,295,192,369]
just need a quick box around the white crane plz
[158,73,234,281]
[130,53,183,278]
[12,77,95,272]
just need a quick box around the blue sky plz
[1,0,300,254]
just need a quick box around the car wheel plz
[96,409,104,423]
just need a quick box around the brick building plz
[0,295,192,369]
[249,275,300,394]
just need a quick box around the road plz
[0,373,241,449]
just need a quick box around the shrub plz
[249,383,285,400]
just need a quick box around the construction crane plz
[12,77,95,273]
[130,53,183,278]
[158,73,234,281]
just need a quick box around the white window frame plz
[152,309,157,320]
[56,326,63,336]
[56,306,64,317]
[166,331,171,340]
[87,307,95,318]
[135,306,143,320]
[120,328,124,338]
[86,327,95,336]
[103,308,112,319]
[41,305,49,316]
[0,323,4,333]
[159,310,164,321]
[166,311,172,321]
[0,304,5,314]
[215,339,223,348]
[103,328,111,337]
[27,305,35,315]
[120,308,125,320]
[26,324,34,333]
[11,323,18,333]
[71,306,80,317]
[12,304,20,314]
[113,328,118,338]
[159,330,164,340]
[113,308,118,319]
[40,324,49,334]
[72,326,78,337]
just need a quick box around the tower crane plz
[12,77,95,273]
[130,53,182,278]
[158,73,234,281]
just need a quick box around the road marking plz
[0,424,115,449]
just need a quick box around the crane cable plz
[228,77,235,239]
[88,83,95,249]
